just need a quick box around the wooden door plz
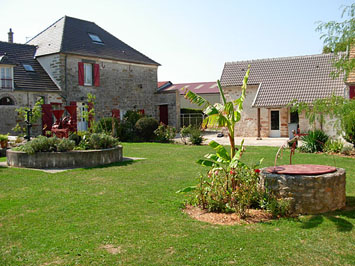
[159,105,168,125]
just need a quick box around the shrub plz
[95,117,119,136]
[154,124,176,143]
[179,125,203,145]
[117,110,144,142]
[189,127,203,145]
[300,130,329,153]
[135,117,159,141]
[88,133,118,149]
[57,138,75,152]
[324,138,344,153]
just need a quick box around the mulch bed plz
[183,205,273,225]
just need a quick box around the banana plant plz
[183,66,250,159]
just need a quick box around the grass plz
[0,143,354,265]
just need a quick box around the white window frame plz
[0,66,14,89]
[84,63,93,86]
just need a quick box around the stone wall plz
[155,90,180,128]
[260,168,346,214]
[7,146,123,169]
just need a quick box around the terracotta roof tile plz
[220,53,345,107]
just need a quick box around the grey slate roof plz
[0,41,59,91]
[27,16,160,66]
[220,53,346,108]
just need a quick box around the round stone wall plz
[260,167,346,215]
[6,146,123,169]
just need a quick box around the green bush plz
[324,139,344,153]
[300,130,329,153]
[135,117,159,141]
[88,133,118,149]
[154,124,176,143]
[189,127,203,145]
[179,125,203,145]
[117,110,144,142]
[57,138,76,152]
[13,136,75,154]
[94,117,119,136]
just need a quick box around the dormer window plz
[0,66,13,89]
[23,64,35,72]
[88,33,103,44]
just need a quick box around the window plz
[0,67,13,89]
[0,97,14,105]
[78,62,100,87]
[23,64,35,72]
[88,33,103,44]
[290,111,299,124]
[84,63,93,85]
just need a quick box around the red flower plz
[254,169,260,174]
[230,170,236,175]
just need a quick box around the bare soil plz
[183,205,273,225]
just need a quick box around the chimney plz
[8,28,13,43]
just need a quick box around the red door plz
[159,105,168,125]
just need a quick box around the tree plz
[316,4,355,80]
[183,66,250,160]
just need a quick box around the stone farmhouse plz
[220,53,352,138]
[0,16,179,135]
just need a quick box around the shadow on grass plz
[300,196,355,232]
[83,159,138,170]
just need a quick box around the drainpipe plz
[257,108,262,140]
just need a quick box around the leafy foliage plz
[290,95,355,146]
[82,93,96,133]
[116,110,144,142]
[183,68,250,158]
[13,98,44,134]
[154,123,176,143]
[324,138,344,153]
[179,125,203,145]
[14,136,75,154]
[300,130,329,153]
[135,117,159,141]
[316,4,355,80]
[94,117,119,136]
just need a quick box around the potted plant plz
[0,134,9,149]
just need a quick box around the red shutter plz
[139,109,145,115]
[94,64,100,87]
[78,62,84,85]
[112,109,120,121]
[350,86,355,99]
[42,104,53,135]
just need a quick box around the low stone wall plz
[6,146,123,169]
[260,168,346,215]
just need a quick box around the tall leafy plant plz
[183,66,250,159]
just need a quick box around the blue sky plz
[1,0,353,83]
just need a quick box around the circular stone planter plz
[6,146,123,169]
[260,166,346,215]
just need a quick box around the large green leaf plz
[176,186,197,193]
[197,159,218,167]
[184,90,210,108]
[217,80,227,105]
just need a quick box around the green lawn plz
[0,143,354,265]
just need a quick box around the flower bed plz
[6,146,123,169]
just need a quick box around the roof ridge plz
[26,16,65,44]
[172,81,216,85]
[225,53,344,65]
[0,40,36,48]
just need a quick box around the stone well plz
[6,146,123,169]
[260,165,346,215]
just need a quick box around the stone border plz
[6,146,123,169]
[260,167,346,215]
